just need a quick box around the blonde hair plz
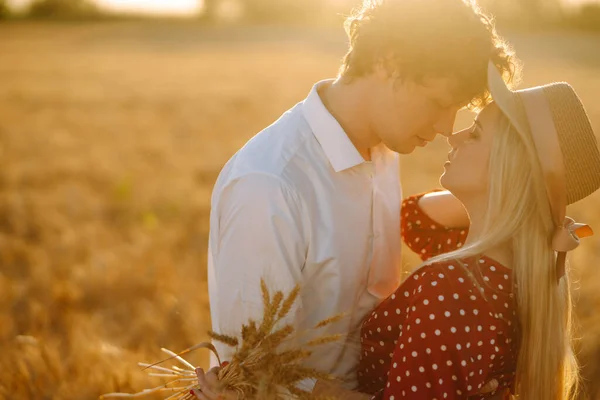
[340,0,520,110]
[425,111,579,399]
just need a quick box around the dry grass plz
[0,22,599,400]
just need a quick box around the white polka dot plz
[438,295,445,301]
[412,351,418,357]
[435,329,441,336]
[432,363,438,370]
[423,299,429,305]
[473,309,479,315]
[453,294,459,299]
[415,318,421,324]
[426,348,431,354]
[452,375,457,381]
[448,265,455,270]
[384,311,388,316]
[438,273,445,278]
[459,309,466,316]
[406,370,410,377]
[444,311,451,317]
[441,345,447,351]
[404,291,409,297]
[396,376,401,382]
[439,378,443,384]
[380,341,385,346]
[429,314,435,320]
[456,344,462,350]
[421,332,427,339]
[431,281,438,287]
[393,362,397,368]
[458,277,465,283]
[412,386,417,392]
[465,326,470,333]
[446,360,453,366]
[490,266,496,272]
[419,366,425,373]
[396,308,401,314]
[461,360,467,367]
[450,327,457,333]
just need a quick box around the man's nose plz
[434,109,458,137]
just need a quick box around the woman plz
[193,64,600,399]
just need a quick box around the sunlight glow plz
[94,0,201,16]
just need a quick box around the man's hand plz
[479,379,510,399]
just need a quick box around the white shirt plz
[207,80,403,389]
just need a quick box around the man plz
[206,0,518,395]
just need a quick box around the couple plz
[196,0,600,399]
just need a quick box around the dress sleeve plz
[401,192,469,261]
[382,267,501,400]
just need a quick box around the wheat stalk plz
[101,279,343,400]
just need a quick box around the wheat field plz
[0,22,599,399]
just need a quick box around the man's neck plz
[318,78,380,161]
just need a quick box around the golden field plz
[0,22,599,399]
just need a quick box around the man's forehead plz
[425,76,477,107]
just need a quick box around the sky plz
[5,0,600,16]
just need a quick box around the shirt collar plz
[302,80,366,172]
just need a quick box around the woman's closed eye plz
[468,120,482,140]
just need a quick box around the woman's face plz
[440,103,502,197]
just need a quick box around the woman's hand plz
[190,367,237,400]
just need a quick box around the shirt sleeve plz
[382,268,500,400]
[208,173,309,372]
[401,192,469,261]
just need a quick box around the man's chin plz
[394,143,418,155]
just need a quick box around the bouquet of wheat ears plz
[101,279,344,400]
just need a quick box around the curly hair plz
[339,0,521,111]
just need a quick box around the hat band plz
[519,88,594,280]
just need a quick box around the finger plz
[197,369,219,398]
[191,388,207,400]
[205,369,220,388]
[479,378,499,394]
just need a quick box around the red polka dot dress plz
[357,192,519,399]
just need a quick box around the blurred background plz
[0,0,599,399]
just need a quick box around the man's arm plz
[417,190,470,229]
[208,172,311,377]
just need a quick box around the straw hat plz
[487,62,600,279]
